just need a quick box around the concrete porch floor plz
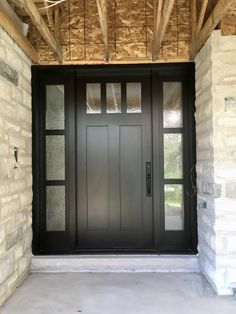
[1,273,236,314]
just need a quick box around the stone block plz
[5,228,22,250]
[0,58,18,86]
[0,253,14,285]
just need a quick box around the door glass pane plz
[127,83,142,113]
[46,186,65,231]
[106,83,121,113]
[163,82,183,128]
[86,83,101,114]
[46,136,65,180]
[46,85,64,130]
[165,184,184,231]
[164,133,183,179]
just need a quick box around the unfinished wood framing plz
[190,0,235,59]
[96,0,109,61]
[44,0,54,29]
[18,0,63,63]
[152,0,175,62]
[0,8,39,63]
[190,0,197,39]
[196,0,209,36]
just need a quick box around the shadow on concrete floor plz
[1,273,236,314]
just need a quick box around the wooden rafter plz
[196,0,209,36]
[190,0,197,39]
[54,5,60,44]
[190,0,235,60]
[153,0,163,39]
[44,0,53,28]
[17,0,63,63]
[96,0,109,62]
[0,8,39,63]
[152,0,175,62]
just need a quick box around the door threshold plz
[31,254,200,273]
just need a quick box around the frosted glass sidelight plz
[46,85,64,130]
[163,82,183,128]
[46,186,65,231]
[164,133,183,179]
[165,184,184,231]
[46,136,65,180]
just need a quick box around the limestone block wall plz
[0,27,32,306]
[195,30,236,295]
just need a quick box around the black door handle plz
[146,162,152,197]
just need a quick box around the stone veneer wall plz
[195,30,236,295]
[0,27,32,306]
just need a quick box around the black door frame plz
[32,63,197,255]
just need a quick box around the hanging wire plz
[39,0,66,10]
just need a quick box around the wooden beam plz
[153,0,163,38]
[196,0,209,36]
[152,0,175,62]
[190,0,197,39]
[18,0,63,63]
[96,0,109,62]
[44,0,54,28]
[54,5,60,44]
[190,0,235,60]
[0,8,39,63]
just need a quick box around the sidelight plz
[45,84,66,234]
[46,186,65,231]
[163,82,182,128]
[46,135,65,181]
[46,85,64,130]
[164,133,183,179]
[164,184,184,231]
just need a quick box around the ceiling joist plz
[0,7,39,63]
[17,0,63,63]
[44,0,53,29]
[152,0,175,62]
[190,0,235,60]
[190,0,197,39]
[196,0,209,37]
[96,0,109,62]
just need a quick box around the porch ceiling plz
[0,0,236,64]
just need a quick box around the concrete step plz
[31,255,200,273]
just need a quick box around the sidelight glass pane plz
[165,184,184,231]
[46,85,64,130]
[163,82,183,128]
[127,83,142,113]
[164,133,183,179]
[86,83,101,114]
[106,83,121,113]
[46,136,65,180]
[46,186,65,231]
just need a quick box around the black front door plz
[32,64,197,255]
[76,76,153,249]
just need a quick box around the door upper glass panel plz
[46,85,64,130]
[86,83,101,114]
[163,82,182,128]
[106,83,121,113]
[127,83,142,113]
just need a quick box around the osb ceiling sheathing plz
[5,0,236,64]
